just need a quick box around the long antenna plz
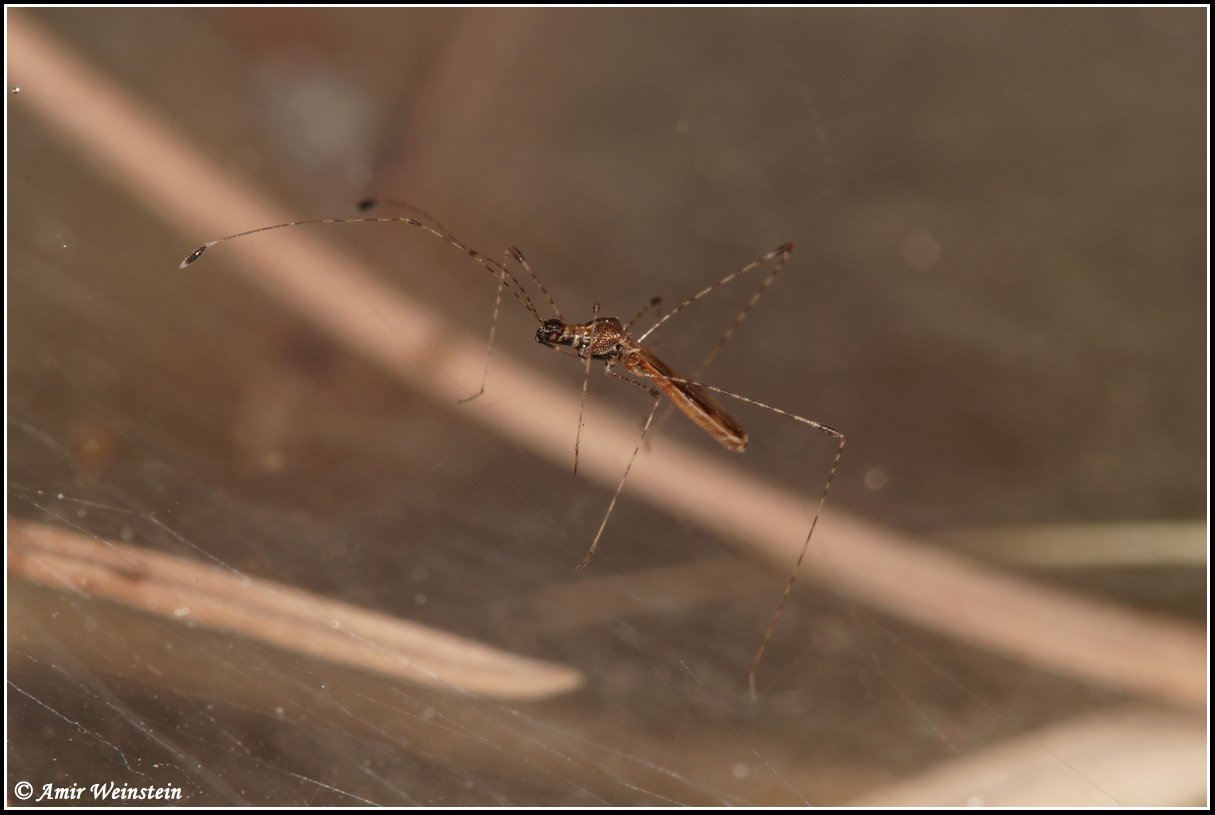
[180,212,547,325]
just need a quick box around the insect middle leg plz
[577,367,663,570]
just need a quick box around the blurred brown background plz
[8,8,1206,806]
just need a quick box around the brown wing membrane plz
[623,347,748,452]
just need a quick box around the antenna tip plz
[179,245,208,268]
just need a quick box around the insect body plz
[181,211,843,697]
[536,316,748,453]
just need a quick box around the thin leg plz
[748,432,845,698]
[635,243,794,348]
[572,306,600,475]
[578,390,662,570]
[693,245,792,378]
[459,247,512,403]
[638,245,794,442]
[625,296,663,331]
[628,300,664,445]
[650,372,846,698]
[364,205,524,405]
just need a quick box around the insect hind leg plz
[651,371,846,698]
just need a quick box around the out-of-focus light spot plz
[902,230,941,271]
